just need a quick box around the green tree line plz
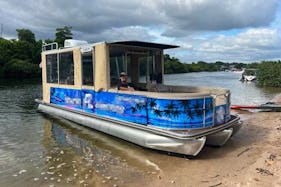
[257,61,281,87]
[164,54,251,74]
[0,26,72,78]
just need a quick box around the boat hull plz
[37,102,242,156]
[206,128,233,146]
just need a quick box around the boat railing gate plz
[211,92,230,127]
[42,42,58,51]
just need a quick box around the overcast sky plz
[1,0,281,63]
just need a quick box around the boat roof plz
[42,40,179,53]
[109,41,179,49]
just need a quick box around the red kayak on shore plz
[231,105,258,109]
[231,102,281,111]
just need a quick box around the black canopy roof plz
[109,41,179,49]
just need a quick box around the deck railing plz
[42,42,58,51]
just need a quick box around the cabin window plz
[46,54,58,83]
[109,49,127,87]
[59,52,74,85]
[109,46,163,88]
[138,55,152,83]
[138,50,162,84]
[82,51,94,86]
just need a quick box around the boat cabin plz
[42,40,177,96]
[41,40,232,129]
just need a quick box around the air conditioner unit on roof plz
[64,39,88,48]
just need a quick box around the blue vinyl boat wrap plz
[50,87,231,129]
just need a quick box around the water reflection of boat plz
[48,118,154,166]
[36,39,242,156]
[42,118,157,186]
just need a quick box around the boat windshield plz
[109,45,162,88]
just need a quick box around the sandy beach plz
[133,110,281,187]
[91,95,281,187]
[125,95,280,187]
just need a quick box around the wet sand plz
[139,111,281,187]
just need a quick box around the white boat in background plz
[36,39,242,156]
[231,69,244,73]
[243,75,256,81]
[240,69,257,82]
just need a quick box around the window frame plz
[58,51,74,85]
[81,48,95,87]
[46,53,58,84]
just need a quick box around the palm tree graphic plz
[149,99,157,108]
[180,100,195,121]
[193,99,203,117]
[148,99,163,117]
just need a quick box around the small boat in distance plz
[36,39,242,156]
[231,68,244,73]
[240,68,257,82]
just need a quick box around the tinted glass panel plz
[59,52,74,85]
[82,52,94,86]
[46,54,58,83]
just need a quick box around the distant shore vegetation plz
[0,26,72,78]
[0,27,280,87]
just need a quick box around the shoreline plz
[140,111,281,187]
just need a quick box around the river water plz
[0,72,280,187]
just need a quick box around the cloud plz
[161,0,279,36]
[1,0,278,39]
[0,0,280,62]
[176,28,281,62]
[80,26,156,42]
[0,0,162,39]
